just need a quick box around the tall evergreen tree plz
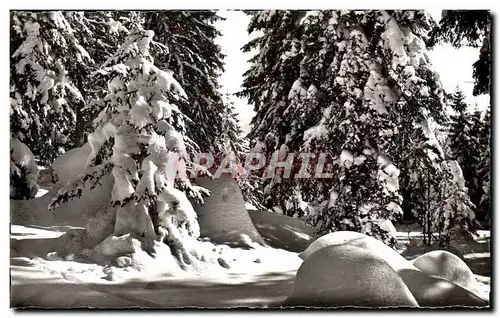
[49,28,211,267]
[143,11,227,154]
[476,107,491,223]
[238,10,306,145]
[10,11,134,163]
[241,10,478,246]
[64,11,132,147]
[238,10,327,215]
[447,86,490,222]
[10,11,92,164]
[219,93,246,158]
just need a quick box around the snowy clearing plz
[11,210,490,308]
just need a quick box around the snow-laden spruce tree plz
[364,10,477,244]
[474,107,491,223]
[217,93,246,164]
[406,146,477,245]
[10,11,93,164]
[300,10,415,246]
[217,93,263,208]
[446,86,488,218]
[143,11,227,153]
[238,10,326,214]
[477,133,491,223]
[239,10,306,145]
[437,160,477,244]
[241,10,479,246]
[10,11,146,161]
[62,11,133,147]
[48,28,216,271]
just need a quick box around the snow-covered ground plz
[11,223,301,308]
[11,201,490,308]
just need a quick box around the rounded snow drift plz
[51,143,91,185]
[298,231,488,307]
[193,175,266,248]
[283,244,419,308]
[397,268,488,307]
[299,231,416,272]
[412,250,482,299]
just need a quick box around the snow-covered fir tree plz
[366,11,477,244]
[238,10,326,215]
[477,138,491,224]
[63,11,132,147]
[218,93,246,159]
[407,150,477,245]
[437,160,477,244]
[143,11,227,153]
[217,93,263,208]
[48,28,214,269]
[241,10,479,246]
[239,11,306,146]
[10,11,93,164]
[10,11,161,163]
[446,86,488,219]
[475,107,491,223]
[298,10,413,246]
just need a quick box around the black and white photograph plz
[8,3,493,310]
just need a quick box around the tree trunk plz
[73,105,85,148]
[400,162,414,222]
[73,76,86,148]
[425,171,432,246]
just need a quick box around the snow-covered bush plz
[10,137,39,199]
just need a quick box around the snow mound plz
[193,176,266,247]
[299,231,417,272]
[10,137,39,199]
[412,250,484,300]
[285,244,419,307]
[51,143,92,185]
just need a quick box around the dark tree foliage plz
[447,86,490,222]
[143,11,227,153]
[240,10,478,247]
[237,11,306,144]
[10,11,90,164]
